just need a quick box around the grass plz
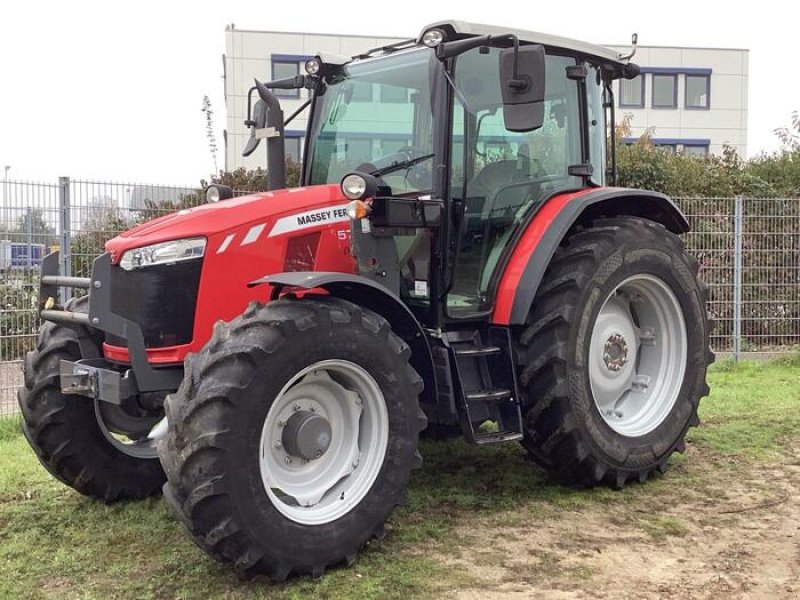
[0,359,797,599]
[691,359,800,458]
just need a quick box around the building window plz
[351,82,374,102]
[379,138,411,155]
[345,138,373,162]
[619,75,644,108]
[685,74,710,109]
[272,61,300,98]
[652,74,677,108]
[380,84,408,103]
[683,144,709,156]
[284,136,302,161]
[655,143,677,153]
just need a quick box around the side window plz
[587,66,606,186]
[448,50,583,315]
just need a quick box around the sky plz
[0,0,796,186]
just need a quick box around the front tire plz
[159,297,426,579]
[518,217,712,487]
[18,297,166,501]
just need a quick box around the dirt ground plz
[441,445,800,600]
[0,362,22,416]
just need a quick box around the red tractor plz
[20,21,711,579]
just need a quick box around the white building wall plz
[608,45,749,156]
[223,28,404,172]
[223,29,749,172]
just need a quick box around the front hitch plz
[38,251,183,403]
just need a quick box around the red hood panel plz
[105,184,347,261]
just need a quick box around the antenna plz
[619,33,639,62]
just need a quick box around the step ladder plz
[447,328,524,445]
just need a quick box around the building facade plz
[223,28,748,171]
[608,44,748,156]
[223,27,405,172]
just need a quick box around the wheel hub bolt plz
[284,457,292,465]
[603,334,629,371]
[274,440,282,449]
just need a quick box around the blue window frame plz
[683,143,709,156]
[271,54,312,99]
[284,130,304,161]
[272,60,300,98]
[652,73,678,109]
[619,75,645,108]
[685,74,711,109]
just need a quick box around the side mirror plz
[499,44,546,132]
[242,99,267,157]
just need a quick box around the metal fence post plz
[732,195,744,362]
[58,176,71,304]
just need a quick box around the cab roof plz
[420,20,628,66]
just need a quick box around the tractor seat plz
[466,160,523,199]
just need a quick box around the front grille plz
[108,259,202,348]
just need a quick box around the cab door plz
[447,47,586,317]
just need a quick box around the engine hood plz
[105,184,349,262]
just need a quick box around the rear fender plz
[493,187,689,325]
[251,272,436,409]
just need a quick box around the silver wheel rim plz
[588,274,687,437]
[259,359,389,525]
[94,401,166,459]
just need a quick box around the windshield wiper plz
[371,153,435,177]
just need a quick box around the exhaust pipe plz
[254,79,286,191]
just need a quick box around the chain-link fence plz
[2,178,799,416]
[680,196,800,355]
[1,177,205,416]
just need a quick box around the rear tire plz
[518,217,712,487]
[17,297,166,501]
[159,297,426,579]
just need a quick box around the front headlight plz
[119,237,206,271]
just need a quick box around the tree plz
[615,114,776,198]
[69,197,133,277]
[773,111,800,152]
[136,159,302,221]
[201,95,219,175]
[747,112,800,197]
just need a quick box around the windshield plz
[306,48,439,194]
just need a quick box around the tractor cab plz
[241,21,634,327]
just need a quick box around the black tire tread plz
[160,297,426,580]
[17,297,165,501]
[519,216,713,487]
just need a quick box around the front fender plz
[251,272,437,410]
